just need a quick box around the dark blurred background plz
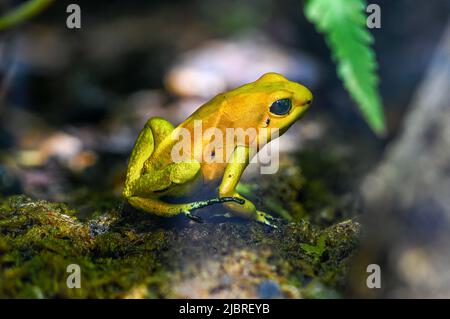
[1,0,447,199]
[1,0,450,298]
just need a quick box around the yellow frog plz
[123,73,312,227]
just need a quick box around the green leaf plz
[304,0,386,135]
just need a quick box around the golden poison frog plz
[123,73,312,227]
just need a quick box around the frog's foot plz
[188,197,245,210]
[255,211,278,228]
[183,197,245,223]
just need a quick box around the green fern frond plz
[305,0,386,135]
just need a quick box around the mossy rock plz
[0,195,360,298]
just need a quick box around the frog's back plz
[140,95,226,175]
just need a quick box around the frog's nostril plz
[303,100,312,106]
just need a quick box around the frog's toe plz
[255,211,278,228]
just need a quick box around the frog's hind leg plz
[123,117,245,220]
[128,196,244,221]
[128,160,203,197]
[127,163,244,221]
[123,117,174,198]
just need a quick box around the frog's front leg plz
[218,145,277,228]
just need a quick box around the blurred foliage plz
[0,0,386,136]
[0,0,54,31]
[305,0,386,135]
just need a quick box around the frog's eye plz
[269,98,292,116]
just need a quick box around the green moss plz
[0,195,171,298]
[237,150,357,226]
[300,233,327,262]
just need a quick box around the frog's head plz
[254,72,312,134]
[222,72,313,142]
